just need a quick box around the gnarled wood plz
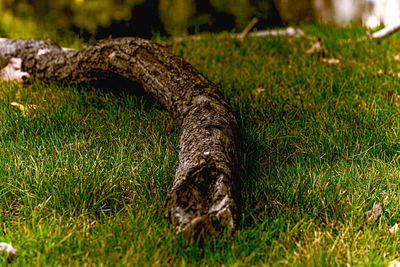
[0,37,240,236]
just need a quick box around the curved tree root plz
[0,37,240,237]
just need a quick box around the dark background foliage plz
[0,0,289,41]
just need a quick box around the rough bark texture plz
[0,37,240,236]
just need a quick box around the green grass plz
[2,25,400,265]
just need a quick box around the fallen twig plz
[238,17,259,40]
[339,22,400,45]
[247,27,305,38]
[172,27,305,44]
[368,23,400,40]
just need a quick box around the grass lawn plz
[2,25,400,265]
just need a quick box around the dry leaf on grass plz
[365,203,382,222]
[10,102,37,117]
[0,242,16,260]
[389,223,399,234]
[321,58,340,64]
[66,140,91,149]
[252,88,265,97]
[306,38,326,57]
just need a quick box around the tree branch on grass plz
[368,23,400,40]
[339,23,400,45]
[0,37,241,238]
[172,26,305,44]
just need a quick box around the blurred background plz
[0,0,399,41]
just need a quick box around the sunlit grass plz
[2,25,400,265]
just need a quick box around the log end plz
[164,171,238,240]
